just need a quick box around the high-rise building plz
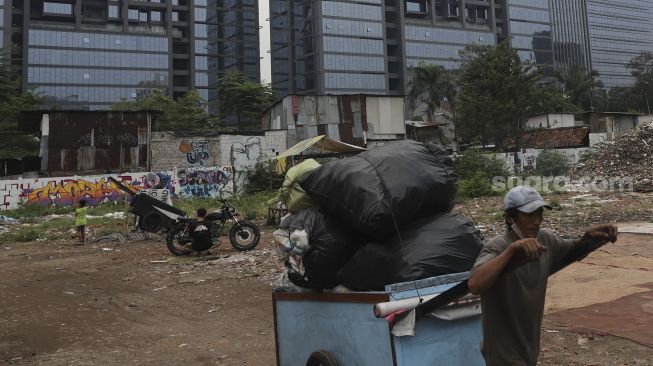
[5,0,259,111]
[271,0,653,97]
[498,0,554,74]
[270,0,495,96]
[550,0,591,72]
[585,0,653,88]
[208,0,261,108]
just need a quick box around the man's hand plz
[509,238,547,261]
[581,224,618,244]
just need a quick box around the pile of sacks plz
[273,140,484,291]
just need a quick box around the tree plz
[216,71,275,130]
[626,52,653,114]
[112,89,212,131]
[556,65,607,111]
[531,83,582,115]
[455,42,542,146]
[0,48,44,160]
[407,62,456,122]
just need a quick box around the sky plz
[259,2,272,84]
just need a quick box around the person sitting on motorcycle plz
[184,208,213,256]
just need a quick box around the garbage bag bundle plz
[337,213,483,291]
[283,208,362,289]
[268,159,321,213]
[299,140,457,238]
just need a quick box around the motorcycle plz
[165,199,261,255]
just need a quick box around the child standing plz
[75,199,88,245]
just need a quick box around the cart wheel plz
[306,350,339,366]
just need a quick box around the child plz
[75,199,88,245]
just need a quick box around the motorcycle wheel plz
[166,230,189,256]
[229,221,260,251]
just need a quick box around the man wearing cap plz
[468,185,618,366]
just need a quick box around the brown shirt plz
[473,229,574,366]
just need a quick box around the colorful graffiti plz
[179,140,210,166]
[1,167,238,210]
[177,167,232,198]
[21,178,139,207]
[17,172,173,208]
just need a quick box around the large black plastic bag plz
[287,208,362,289]
[299,140,457,238]
[337,213,483,291]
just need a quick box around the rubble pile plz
[571,122,653,192]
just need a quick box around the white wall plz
[523,113,577,129]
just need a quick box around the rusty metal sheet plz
[46,111,149,173]
[338,123,354,144]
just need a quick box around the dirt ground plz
[2,223,653,365]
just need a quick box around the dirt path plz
[0,235,280,366]
[1,229,652,365]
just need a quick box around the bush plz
[11,228,41,242]
[455,148,509,199]
[243,163,284,194]
[455,148,509,181]
[536,150,570,176]
[458,172,500,199]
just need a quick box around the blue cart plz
[273,272,484,366]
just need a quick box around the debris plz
[178,343,188,348]
[94,231,163,243]
[0,215,18,223]
[150,260,168,264]
[102,248,113,252]
[63,291,75,295]
[572,123,653,192]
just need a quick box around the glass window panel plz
[43,2,73,15]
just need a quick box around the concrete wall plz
[0,166,240,211]
[151,131,287,171]
[496,147,589,174]
[524,113,577,129]
[150,130,287,194]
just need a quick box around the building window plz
[108,5,120,19]
[139,11,148,22]
[406,0,429,18]
[150,11,161,22]
[128,8,139,20]
[172,11,179,21]
[43,2,73,15]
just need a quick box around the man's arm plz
[574,224,618,247]
[468,238,546,295]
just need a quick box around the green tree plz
[407,62,456,122]
[455,42,542,146]
[112,89,212,131]
[626,52,653,114]
[216,71,275,130]
[556,66,607,111]
[531,82,582,114]
[0,48,44,160]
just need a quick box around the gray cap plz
[503,186,551,213]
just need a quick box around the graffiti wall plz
[0,166,235,210]
[177,166,233,198]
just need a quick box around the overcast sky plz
[259,3,272,83]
